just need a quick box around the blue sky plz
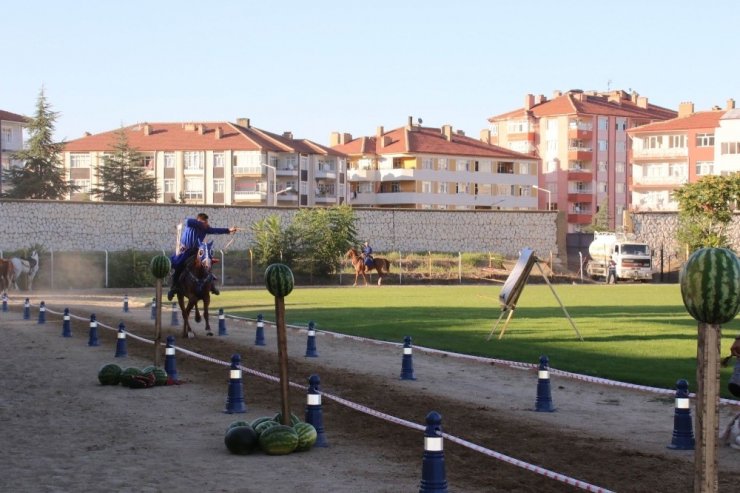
[4,1,739,145]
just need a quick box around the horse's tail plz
[378,258,391,275]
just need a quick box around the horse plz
[174,239,215,338]
[0,258,14,293]
[10,251,39,291]
[346,247,391,286]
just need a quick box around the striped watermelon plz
[253,419,280,437]
[98,363,122,385]
[273,411,302,426]
[264,263,294,298]
[259,425,299,455]
[224,425,259,455]
[680,247,740,325]
[119,367,143,387]
[150,255,172,279]
[293,422,318,451]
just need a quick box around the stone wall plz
[0,200,562,259]
[632,211,740,257]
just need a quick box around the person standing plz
[168,213,236,300]
[607,259,617,284]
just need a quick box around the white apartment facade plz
[0,110,27,195]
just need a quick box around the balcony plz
[567,167,592,181]
[632,147,688,159]
[567,213,593,224]
[631,175,688,188]
[233,166,263,176]
[567,146,593,161]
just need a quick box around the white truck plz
[586,231,653,282]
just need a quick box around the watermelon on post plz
[680,247,740,325]
[150,255,172,279]
[98,363,122,385]
[224,425,259,455]
[264,263,294,298]
[258,425,299,455]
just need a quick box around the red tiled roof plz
[63,121,343,157]
[333,125,535,160]
[627,110,724,134]
[488,91,677,122]
[0,110,29,123]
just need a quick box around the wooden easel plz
[486,258,583,341]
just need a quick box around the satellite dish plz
[418,118,423,125]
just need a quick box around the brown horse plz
[0,259,14,293]
[346,247,391,286]
[175,239,215,338]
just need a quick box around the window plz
[1,127,11,144]
[164,179,175,193]
[615,118,627,131]
[214,153,224,168]
[519,162,531,174]
[615,183,624,193]
[456,182,468,194]
[184,177,203,199]
[647,135,663,149]
[72,179,91,193]
[598,181,607,193]
[213,179,224,193]
[547,159,557,172]
[422,158,433,170]
[696,133,714,147]
[70,153,91,168]
[598,117,608,131]
[422,181,432,193]
[497,162,514,174]
[598,140,608,151]
[616,162,625,173]
[457,160,470,171]
[668,135,686,148]
[184,152,203,170]
[164,153,175,168]
[616,141,626,152]
[547,139,558,152]
[507,120,529,133]
[439,182,449,193]
[598,161,607,172]
[721,142,740,154]
[439,158,448,170]
[489,124,498,136]
[696,161,714,175]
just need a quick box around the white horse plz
[10,251,39,291]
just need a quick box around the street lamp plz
[261,163,278,206]
[532,185,552,211]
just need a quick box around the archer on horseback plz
[167,213,236,301]
[361,241,374,268]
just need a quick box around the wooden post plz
[694,322,721,493]
[275,296,291,426]
[154,279,163,367]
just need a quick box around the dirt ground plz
[2,288,740,492]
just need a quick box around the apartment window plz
[184,152,203,170]
[213,179,224,193]
[598,117,608,130]
[422,158,433,170]
[214,153,224,168]
[647,135,663,148]
[439,182,449,193]
[422,181,432,193]
[668,135,686,148]
[184,177,204,199]
[598,140,608,151]
[164,152,175,168]
[489,124,498,136]
[69,153,91,168]
[457,160,470,171]
[497,162,514,174]
[519,162,531,174]
[615,118,627,131]
[72,179,91,193]
[616,141,626,152]
[615,162,625,173]
[615,183,625,193]
[439,158,448,170]
[164,179,175,193]
[696,161,714,175]
[507,120,529,133]
[547,159,558,173]
[598,161,607,172]
[721,142,740,154]
[456,182,469,194]
[696,133,714,147]
[270,155,279,168]
[598,181,607,193]
[142,155,154,169]
[1,127,11,144]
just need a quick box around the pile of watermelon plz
[97,363,168,389]
[224,412,317,456]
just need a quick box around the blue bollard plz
[305,374,328,447]
[170,302,179,326]
[114,322,128,357]
[224,354,247,413]
[534,355,556,412]
[254,314,266,346]
[122,294,129,313]
[218,308,228,336]
[37,301,46,324]
[305,320,318,357]
[2,292,8,312]
[419,411,448,493]
[164,335,179,384]
[667,379,695,450]
[400,336,417,380]
[61,308,72,337]
[87,313,99,347]
[150,297,156,320]
[23,298,30,320]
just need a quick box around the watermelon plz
[129,372,156,389]
[264,263,294,298]
[259,425,299,455]
[224,425,259,455]
[250,416,275,430]
[293,422,318,451]
[273,411,302,426]
[226,420,251,433]
[120,367,143,388]
[152,367,168,386]
[150,254,172,279]
[253,419,280,437]
[680,247,740,324]
[98,363,122,385]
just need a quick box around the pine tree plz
[2,87,77,199]
[89,127,159,202]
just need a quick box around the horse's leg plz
[184,300,198,338]
[202,294,212,336]
[195,303,202,323]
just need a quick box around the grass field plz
[213,283,740,399]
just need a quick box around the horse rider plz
[361,241,374,267]
[168,213,236,300]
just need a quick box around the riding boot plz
[168,265,184,301]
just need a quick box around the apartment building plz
[332,117,539,210]
[62,118,348,206]
[0,109,28,195]
[628,99,737,211]
[487,90,676,232]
